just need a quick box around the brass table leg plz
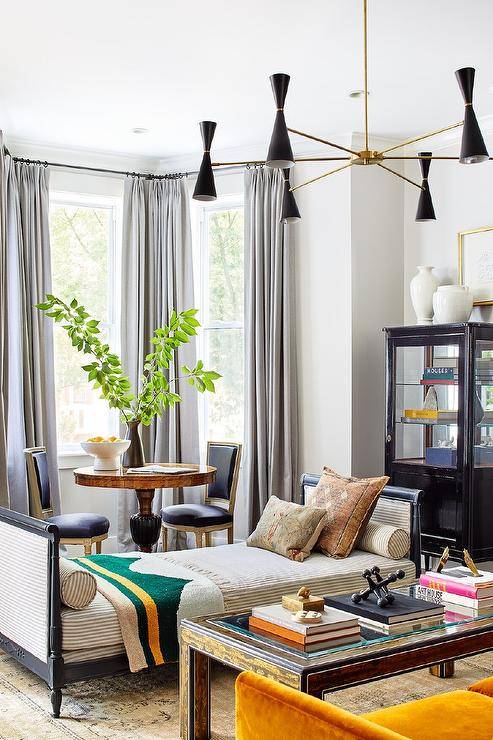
[180,644,211,740]
[430,660,455,678]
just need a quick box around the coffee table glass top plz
[209,586,493,660]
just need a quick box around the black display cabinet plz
[384,322,493,566]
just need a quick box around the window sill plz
[58,451,92,471]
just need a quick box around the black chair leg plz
[51,688,62,718]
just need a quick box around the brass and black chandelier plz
[192,0,491,223]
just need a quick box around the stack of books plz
[248,604,360,653]
[324,593,444,635]
[419,567,493,617]
[402,408,457,424]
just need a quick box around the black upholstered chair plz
[24,447,110,555]
[161,441,242,550]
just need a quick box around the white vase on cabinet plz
[410,266,439,325]
[432,285,473,324]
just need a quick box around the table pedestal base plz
[130,489,161,553]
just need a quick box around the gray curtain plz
[2,153,60,513]
[118,176,199,551]
[0,134,8,507]
[243,167,298,533]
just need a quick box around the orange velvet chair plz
[235,671,493,740]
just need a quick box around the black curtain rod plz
[10,156,190,180]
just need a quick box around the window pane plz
[50,202,115,447]
[205,328,244,442]
[207,208,244,324]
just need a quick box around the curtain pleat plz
[243,168,298,534]
[1,150,60,513]
[118,177,199,551]
[0,134,9,508]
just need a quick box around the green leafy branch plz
[37,295,220,426]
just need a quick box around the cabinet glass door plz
[393,342,460,468]
[473,340,493,467]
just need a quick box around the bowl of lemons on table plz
[80,436,131,471]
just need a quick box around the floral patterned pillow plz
[246,495,327,562]
[306,467,389,558]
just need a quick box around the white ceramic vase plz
[432,285,473,324]
[410,266,439,325]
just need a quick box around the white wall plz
[294,159,352,476]
[350,137,404,477]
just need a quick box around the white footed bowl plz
[80,440,131,470]
[433,285,473,324]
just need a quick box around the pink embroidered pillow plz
[246,496,327,562]
[306,467,389,558]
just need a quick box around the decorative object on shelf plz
[425,442,457,467]
[463,549,481,577]
[36,296,220,467]
[437,438,456,448]
[436,546,450,573]
[474,388,485,426]
[423,385,439,411]
[410,266,439,325]
[291,610,323,624]
[351,565,407,608]
[281,586,325,613]
[80,438,130,471]
[458,226,493,306]
[432,285,473,324]
[192,1,491,224]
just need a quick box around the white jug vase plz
[410,266,439,325]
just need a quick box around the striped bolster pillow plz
[357,521,410,559]
[59,558,97,610]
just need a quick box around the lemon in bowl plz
[80,437,131,471]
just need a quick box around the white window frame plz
[49,191,122,455]
[193,194,244,457]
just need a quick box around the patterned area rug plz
[0,649,492,739]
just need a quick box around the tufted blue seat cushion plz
[161,504,232,527]
[47,513,110,539]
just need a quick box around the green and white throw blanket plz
[74,554,223,672]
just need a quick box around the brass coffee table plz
[179,586,493,739]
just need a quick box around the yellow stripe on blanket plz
[78,557,164,665]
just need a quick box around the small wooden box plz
[281,593,325,613]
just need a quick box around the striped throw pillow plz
[357,521,410,559]
[60,558,97,610]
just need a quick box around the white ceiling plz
[2,0,493,161]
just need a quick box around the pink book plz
[419,573,493,599]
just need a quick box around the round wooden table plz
[74,463,216,552]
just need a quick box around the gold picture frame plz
[458,225,493,306]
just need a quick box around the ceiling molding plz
[5,135,161,174]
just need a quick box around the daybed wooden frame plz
[0,475,422,719]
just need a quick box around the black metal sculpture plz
[351,566,407,608]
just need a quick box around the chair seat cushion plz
[47,513,110,539]
[364,689,493,739]
[161,504,232,527]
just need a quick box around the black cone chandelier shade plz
[415,152,436,222]
[266,73,294,169]
[455,68,489,164]
[281,169,301,223]
[193,121,217,201]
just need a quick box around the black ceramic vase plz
[122,420,145,468]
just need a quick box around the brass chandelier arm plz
[378,121,464,156]
[290,162,353,193]
[363,0,369,151]
[377,163,424,190]
[212,160,266,166]
[287,127,360,156]
[382,155,461,160]
[295,156,352,162]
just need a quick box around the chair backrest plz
[24,447,53,519]
[206,441,242,513]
